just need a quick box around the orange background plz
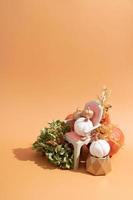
[0,0,133,199]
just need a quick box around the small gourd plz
[90,139,110,158]
[74,117,93,137]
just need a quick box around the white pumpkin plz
[90,139,110,158]
[74,117,93,136]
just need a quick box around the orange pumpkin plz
[108,127,124,157]
[65,113,75,131]
[65,114,74,121]
[81,145,89,161]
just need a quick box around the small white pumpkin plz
[74,117,93,137]
[90,139,110,158]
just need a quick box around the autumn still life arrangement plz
[33,87,124,175]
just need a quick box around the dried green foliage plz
[32,120,74,169]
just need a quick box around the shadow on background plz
[12,147,88,174]
[12,147,56,170]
